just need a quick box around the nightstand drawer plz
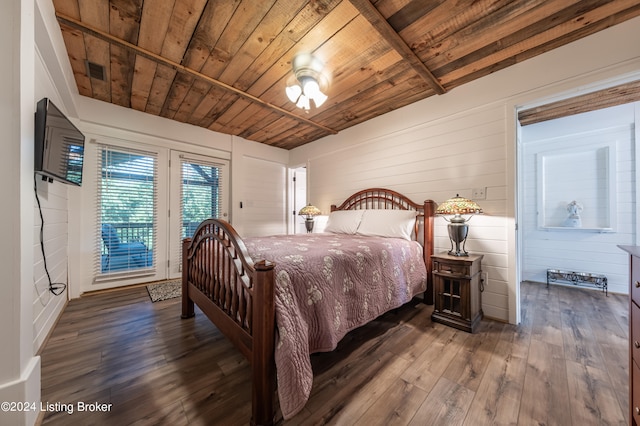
[433,260,469,276]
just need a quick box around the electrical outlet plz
[472,187,486,200]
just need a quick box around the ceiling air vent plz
[85,61,106,81]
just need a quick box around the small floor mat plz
[146,280,181,302]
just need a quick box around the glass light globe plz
[296,94,310,110]
[312,91,327,107]
[303,79,321,97]
[285,84,302,103]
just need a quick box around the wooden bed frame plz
[181,188,436,425]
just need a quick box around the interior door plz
[241,156,287,237]
[168,150,230,278]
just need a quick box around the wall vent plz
[85,61,106,81]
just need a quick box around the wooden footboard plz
[181,219,276,426]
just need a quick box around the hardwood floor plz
[38,281,628,425]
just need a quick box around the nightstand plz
[431,253,483,333]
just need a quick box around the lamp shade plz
[436,195,483,256]
[299,204,320,233]
[435,195,483,216]
[298,204,321,217]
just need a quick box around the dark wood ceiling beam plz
[55,12,338,136]
[348,0,446,95]
[518,79,640,126]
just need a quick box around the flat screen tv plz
[34,98,85,186]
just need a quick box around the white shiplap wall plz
[520,103,637,295]
[304,104,511,321]
[33,177,69,350]
[32,34,72,352]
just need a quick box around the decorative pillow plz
[356,209,417,240]
[324,210,365,234]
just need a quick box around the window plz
[96,145,157,278]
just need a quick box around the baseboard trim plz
[0,356,41,426]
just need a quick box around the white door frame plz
[291,166,307,234]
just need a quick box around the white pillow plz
[324,210,365,234]
[356,209,417,240]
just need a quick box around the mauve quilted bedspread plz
[245,233,427,419]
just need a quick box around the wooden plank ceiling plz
[52,0,640,150]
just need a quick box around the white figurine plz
[564,200,582,227]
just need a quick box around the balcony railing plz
[101,221,203,254]
[102,223,154,254]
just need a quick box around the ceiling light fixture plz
[286,53,329,111]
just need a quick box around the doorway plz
[94,143,230,286]
[516,102,638,298]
